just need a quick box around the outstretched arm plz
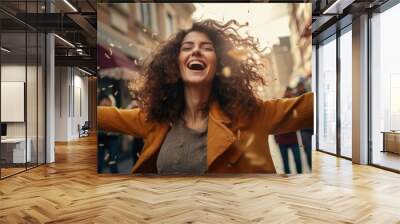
[97,106,152,138]
[261,92,314,135]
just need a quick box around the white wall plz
[54,67,89,141]
[1,65,26,81]
[71,72,89,138]
[55,66,69,141]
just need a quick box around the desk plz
[382,131,400,154]
[1,138,31,163]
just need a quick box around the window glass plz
[140,4,152,29]
[317,36,337,154]
[1,31,28,177]
[339,28,352,158]
[371,3,400,171]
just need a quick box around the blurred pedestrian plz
[274,87,303,174]
[97,93,120,173]
[296,78,313,170]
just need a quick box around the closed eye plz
[181,47,191,51]
[202,44,214,51]
[203,47,215,51]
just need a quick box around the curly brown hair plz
[135,19,267,124]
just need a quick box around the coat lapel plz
[131,102,237,173]
[131,122,170,173]
[207,102,236,168]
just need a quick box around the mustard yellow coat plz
[97,92,313,173]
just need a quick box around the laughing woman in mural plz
[97,19,313,174]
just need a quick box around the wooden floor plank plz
[0,135,399,223]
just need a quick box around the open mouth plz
[187,60,206,71]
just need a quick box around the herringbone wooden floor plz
[1,135,400,224]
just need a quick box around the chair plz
[78,121,90,138]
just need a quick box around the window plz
[165,13,174,38]
[390,74,400,130]
[339,27,352,158]
[0,2,46,179]
[140,4,152,30]
[317,36,337,154]
[370,3,400,171]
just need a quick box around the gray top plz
[156,118,208,175]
